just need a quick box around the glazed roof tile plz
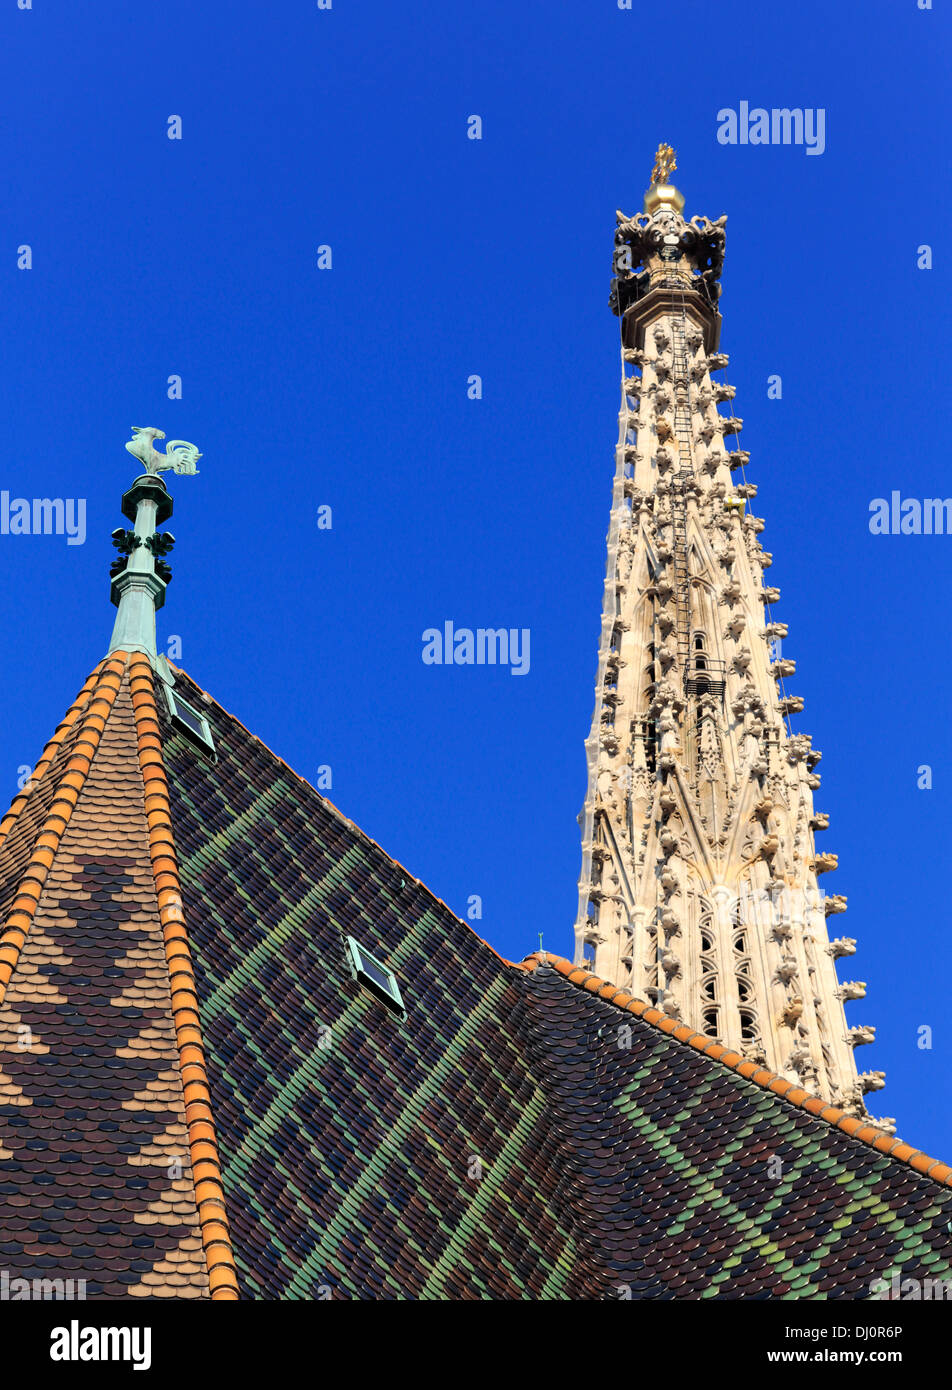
[0,656,237,1299]
[2,656,950,1298]
[154,664,952,1298]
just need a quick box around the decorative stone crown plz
[612,205,728,312]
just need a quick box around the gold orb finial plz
[644,142,685,215]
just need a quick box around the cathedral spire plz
[107,427,201,660]
[576,162,884,1124]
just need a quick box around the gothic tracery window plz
[698,899,720,1037]
[740,1009,759,1043]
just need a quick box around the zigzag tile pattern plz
[159,667,952,1299]
[159,670,581,1299]
[3,656,951,1299]
[517,964,952,1298]
[0,673,208,1298]
[0,723,87,927]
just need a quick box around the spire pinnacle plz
[650,143,677,186]
[644,142,685,216]
[107,427,201,660]
[578,196,866,1113]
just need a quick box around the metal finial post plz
[107,427,201,660]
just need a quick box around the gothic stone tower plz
[573,149,885,1124]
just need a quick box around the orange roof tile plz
[0,655,125,1001]
[127,654,240,1300]
[0,664,104,854]
[0,652,240,1300]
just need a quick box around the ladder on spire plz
[669,309,695,676]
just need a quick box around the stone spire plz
[574,155,885,1124]
[107,427,201,660]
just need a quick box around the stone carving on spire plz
[838,981,867,1001]
[576,163,869,1114]
[858,1070,886,1094]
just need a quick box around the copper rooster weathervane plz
[125,426,202,477]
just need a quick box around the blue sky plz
[1,0,950,1155]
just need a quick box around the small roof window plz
[163,685,216,755]
[344,936,404,1017]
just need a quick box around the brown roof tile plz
[0,655,232,1299]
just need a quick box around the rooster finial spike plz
[108,425,202,662]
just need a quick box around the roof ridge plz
[519,952,952,1189]
[128,655,240,1300]
[0,653,127,1005]
[165,661,514,968]
[0,661,106,855]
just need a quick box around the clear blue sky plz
[1,1,950,1156]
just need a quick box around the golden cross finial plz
[651,143,677,186]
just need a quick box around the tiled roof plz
[2,655,951,1299]
[0,666,102,860]
[515,960,952,1297]
[126,657,239,1298]
[157,666,582,1299]
[156,664,952,1299]
[520,954,952,1187]
[0,654,237,1299]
